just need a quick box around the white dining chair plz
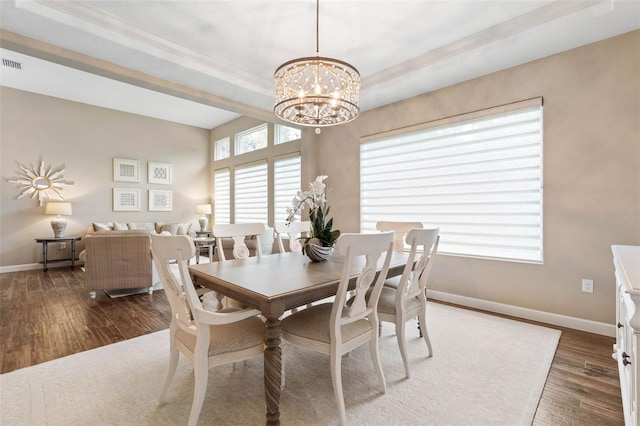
[213,222,266,261]
[376,228,439,378]
[274,221,311,253]
[280,231,395,425]
[375,221,424,335]
[202,222,266,310]
[376,221,423,252]
[150,234,265,426]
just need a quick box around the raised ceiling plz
[1,0,638,129]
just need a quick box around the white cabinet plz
[613,245,640,426]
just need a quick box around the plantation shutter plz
[234,161,268,224]
[213,169,230,225]
[274,154,301,222]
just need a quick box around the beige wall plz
[0,87,210,268]
[316,31,640,324]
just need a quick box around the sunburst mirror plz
[8,157,74,205]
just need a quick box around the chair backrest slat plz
[150,234,198,334]
[331,232,395,335]
[212,223,266,261]
[274,221,311,253]
[399,228,440,302]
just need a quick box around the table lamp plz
[195,204,212,232]
[45,202,72,238]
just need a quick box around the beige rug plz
[1,302,560,425]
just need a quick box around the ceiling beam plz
[0,29,276,123]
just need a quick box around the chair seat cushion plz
[377,285,421,316]
[281,303,372,344]
[175,315,264,356]
[383,275,400,289]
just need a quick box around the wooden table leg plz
[42,241,49,272]
[264,316,282,425]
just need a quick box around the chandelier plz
[274,0,360,129]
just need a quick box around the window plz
[275,125,301,145]
[235,124,268,155]
[214,137,230,160]
[360,99,543,263]
[212,122,301,226]
[274,154,301,222]
[214,169,230,225]
[234,162,268,224]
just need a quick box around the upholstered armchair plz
[80,230,157,299]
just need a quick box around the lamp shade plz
[195,204,212,215]
[45,202,72,216]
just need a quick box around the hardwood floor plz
[0,267,624,425]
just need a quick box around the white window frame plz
[214,137,230,161]
[275,124,302,145]
[235,123,268,155]
[360,98,543,263]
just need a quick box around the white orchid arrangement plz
[286,175,340,247]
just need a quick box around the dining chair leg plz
[330,350,347,426]
[369,331,387,393]
[189,356,209,426]
[418,310,433,357]
[396,318,411,378]
[159,338,180,404]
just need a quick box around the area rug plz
[0,302,560,425]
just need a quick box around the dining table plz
[188,250,410,425]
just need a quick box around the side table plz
[35,236,82,272]
[192,237,215,264]
[194,231,212,237]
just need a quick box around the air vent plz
[2,58,22,70]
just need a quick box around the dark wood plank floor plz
[0,267,624,425]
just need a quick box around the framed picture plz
[148,162,172,185]
[149,189,172,211]
[113,158,140,182]
[113,188,140,211]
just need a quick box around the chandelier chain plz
[315,0,319,55]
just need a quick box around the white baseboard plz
[428,289,615,337]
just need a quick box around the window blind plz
[234,162,268,224]
[360,103,543,263]
[213,169,230,225]
[274,154,301,222]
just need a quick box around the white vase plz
[304,243,334,262]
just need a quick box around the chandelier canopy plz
[274,0,360,128]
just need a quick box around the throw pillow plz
[113,222,128,230]
[159,223,179,235]
[176,223,192,235]
[128,222,155,232]
[92,222,113,232]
